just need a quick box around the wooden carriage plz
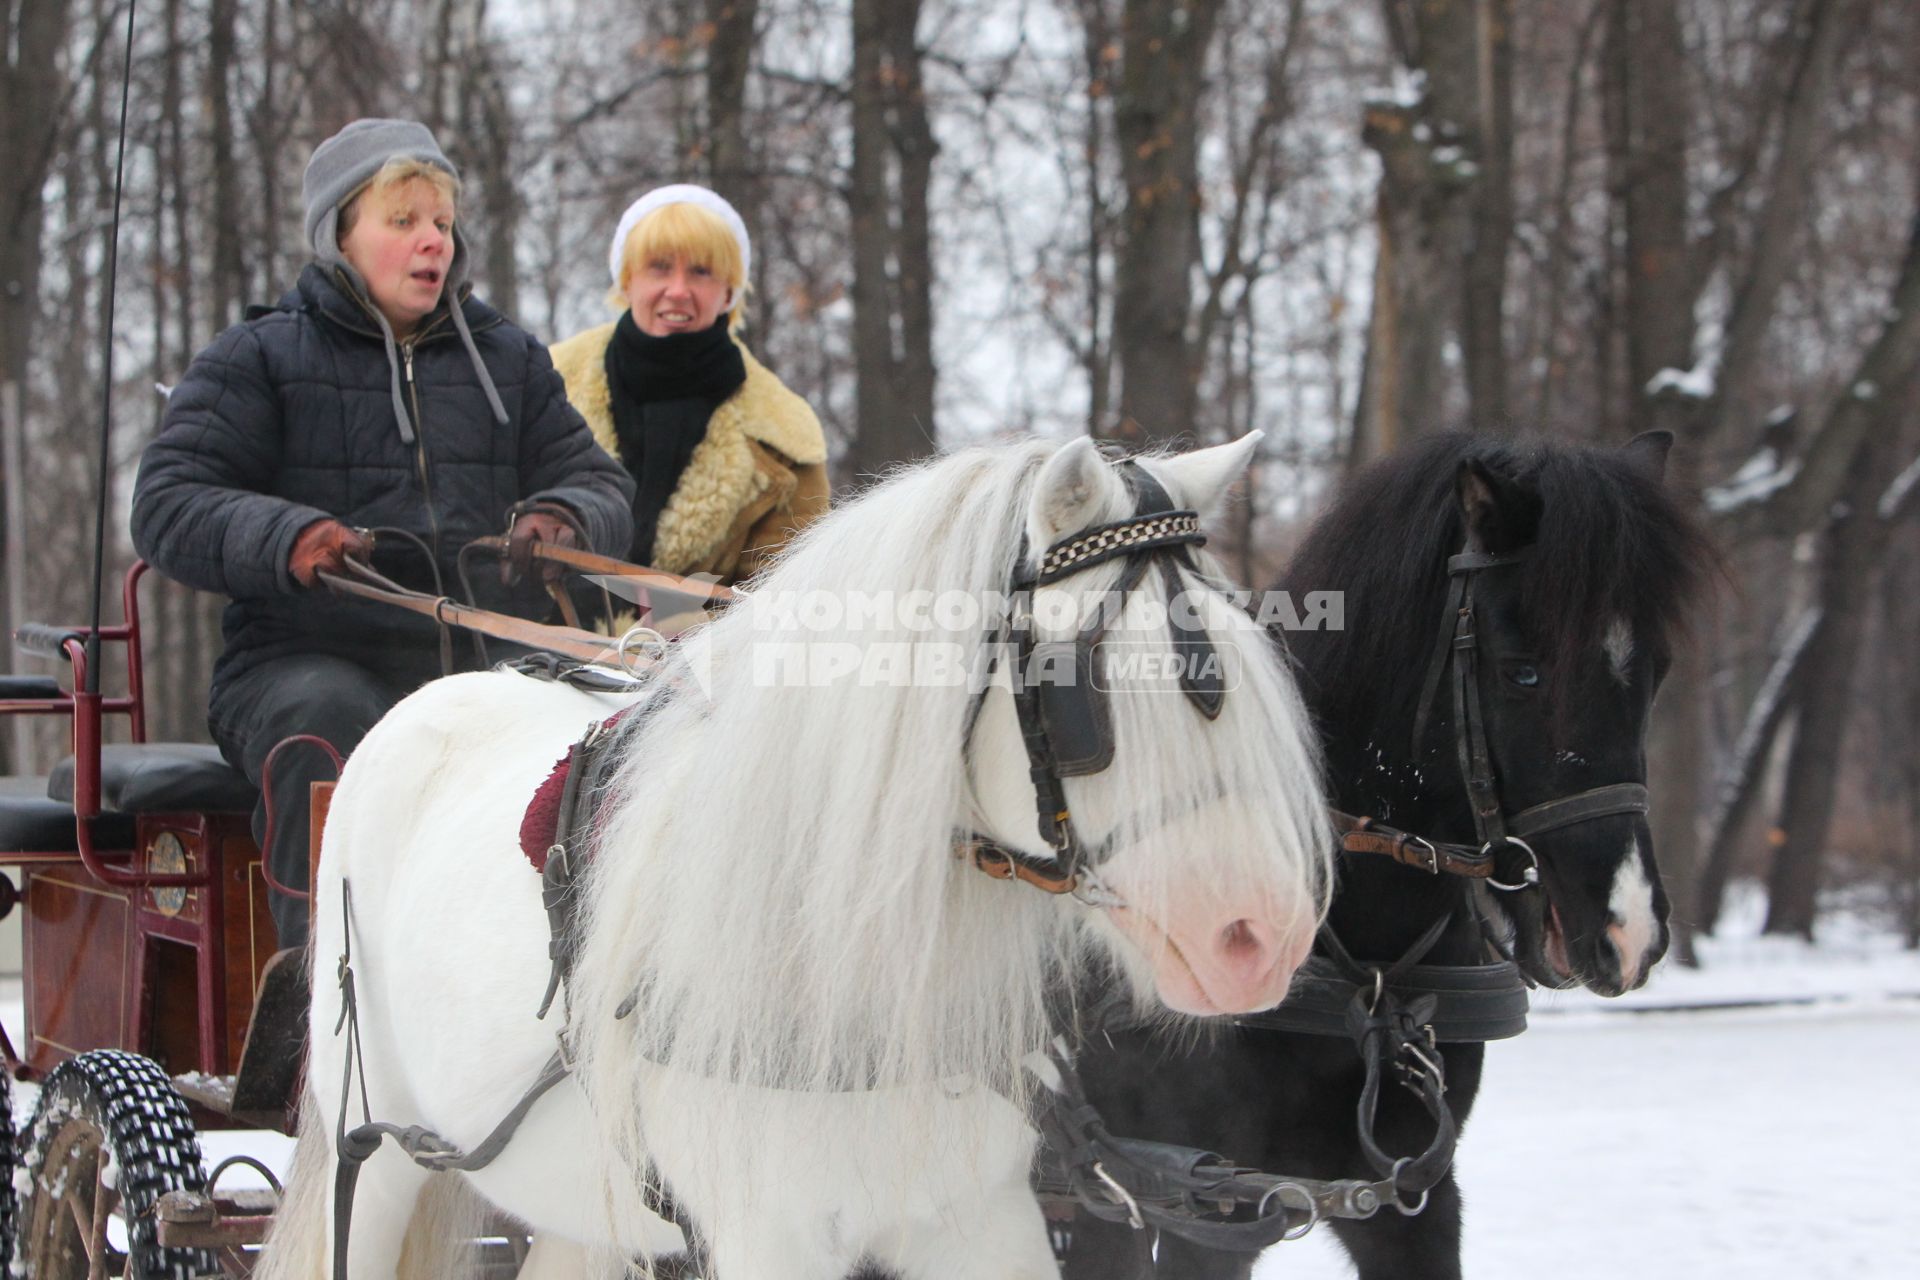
[1,561,317,1275]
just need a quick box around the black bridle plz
[1338,543,1650,888]
[963,462,1222,900]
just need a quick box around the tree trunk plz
[1607,0,1692,437]
[847,0,904,476]
[847,0,936,477]
[1353,0,1513,461]
[1073,0,1115,436]
[704,0,758,200]
[1763,493,1881,937]
[0,0,75,772]
[885,0,936,441]
[207,0,242,328]
[1604,0,1705,957]
[704,0,761,340]
[1763,211,1920,936]
[1110,0,1222,446]
[1351,96,1460,466]
[466,42,521,318]
[1459,0,1513,432]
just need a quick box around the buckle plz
[1400,835,1439,875]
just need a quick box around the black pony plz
[1061,431,1714,1280]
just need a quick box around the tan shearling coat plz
[549,321,829,583]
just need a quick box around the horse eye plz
[1504,663,1540,688]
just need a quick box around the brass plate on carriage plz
[147,830,189,916]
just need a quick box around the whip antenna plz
[85,0,141,695]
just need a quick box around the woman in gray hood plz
[133,118,633,949]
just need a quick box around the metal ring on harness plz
[1387,1156,1432,1216]
[1070,868,1126,909]
[1090,1160,1145,1230]
[1256,1182,1322,1242]
[614,624,668,673]
[1483,836,1541,891]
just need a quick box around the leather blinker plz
[1033,639,1115,777]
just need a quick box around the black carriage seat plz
[0,674,66,699]
[0,775,136,852]
[47,743,257,814]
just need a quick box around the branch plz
[1694,605,1825,934]
[1705,0,1852,438]
[1879,448,1920,524]
[1193,0,1307,365]
[1716,209,1920,539]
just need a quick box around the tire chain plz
[22,1050,216,1280]
[1,1069,15,1274]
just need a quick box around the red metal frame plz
[4,560,270,1083]
[4,561,207,889]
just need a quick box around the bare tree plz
[1604,0,1709,958]
[1,0,78,770]
[1351,0,1516,465]
[1107,0,1223,445]
[1760,210,1920,935]
[847,0,938,476]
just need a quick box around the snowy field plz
[1260,887,1920,1279]
[6,885,1917,1277]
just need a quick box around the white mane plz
[568,439,1327,1189]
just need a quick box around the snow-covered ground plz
[6,883,1918,1277]
[1260,885,1920,1279]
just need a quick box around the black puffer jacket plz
[132,264,634,696]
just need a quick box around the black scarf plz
[604,312,747,565]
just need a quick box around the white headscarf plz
[608,184,752,288]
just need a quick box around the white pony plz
[258,436,1330,1280]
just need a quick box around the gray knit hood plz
[302,118,508,443]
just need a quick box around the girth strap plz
[1237,953,1529,1042]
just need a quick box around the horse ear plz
[1623,429,1674,482]
[1029,436,1121,548]
[1140,431,1263,521]
[1455,457,1540,553]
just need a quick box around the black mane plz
[1280,432,1716,740]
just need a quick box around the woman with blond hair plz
[551,185,828,583]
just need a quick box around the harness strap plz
[1408,549,1527,757]
[1029,1039,1395,1251]
[1347,987,1454,1207]
[1237,950,1527,1042]
[1449,580,1509,848]
[964,837,1079,895]
[1331,811,1493,878]
[330,1051,580,1280]
[330,880,580,1280]
[1509,782,1650,838]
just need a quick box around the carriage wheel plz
[18,1050,216,1279]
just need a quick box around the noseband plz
[1340,543,1649,886]
[964,462,1222,900]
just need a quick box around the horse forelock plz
[1282,432,1714,744]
